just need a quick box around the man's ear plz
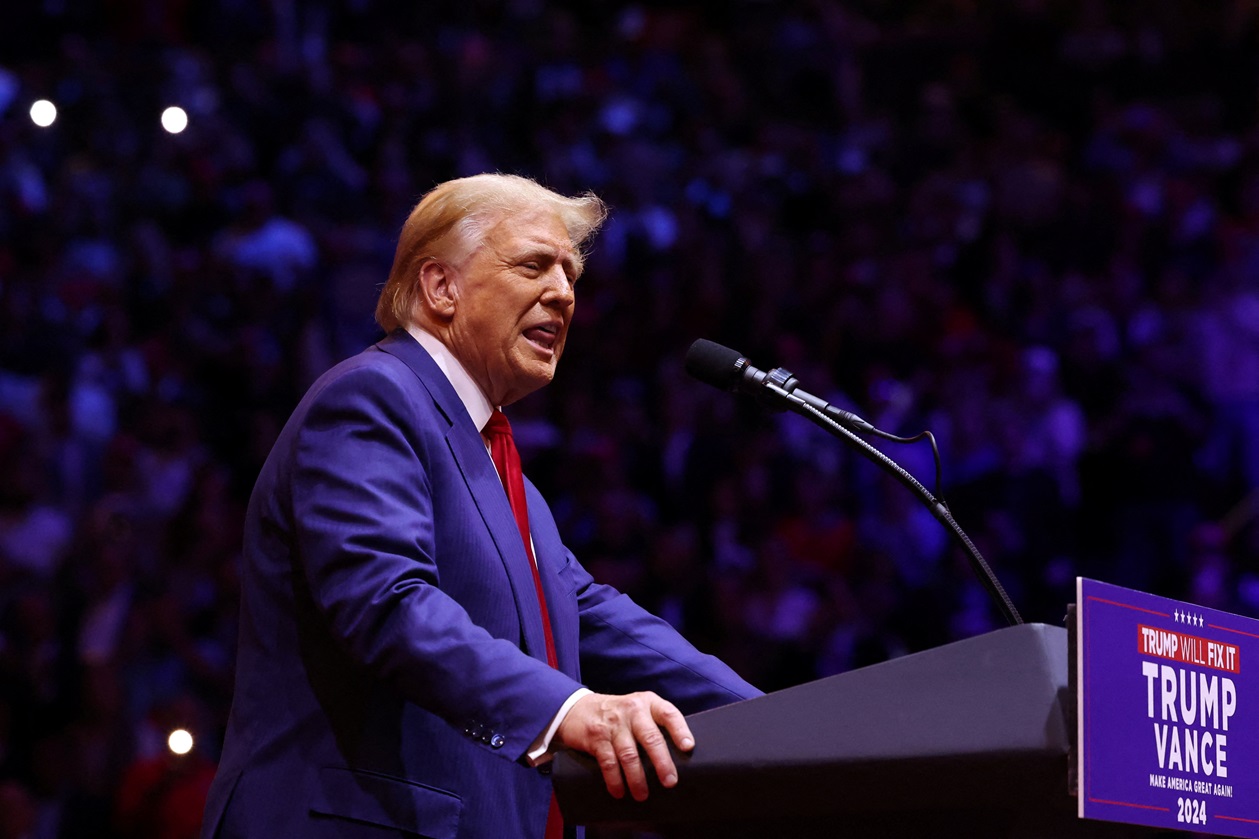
[416,260,456,323]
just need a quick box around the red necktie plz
[482,410,564,839]
[482,410,558,668]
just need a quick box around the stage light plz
[167,728,194,755]
[161,106,188,134]
[29,99,56,127]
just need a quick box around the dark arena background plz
[1,1,1258,836]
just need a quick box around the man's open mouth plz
[523,323,560,351]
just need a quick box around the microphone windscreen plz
[685,339,744,389]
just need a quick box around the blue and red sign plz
[1078,578,1259,837]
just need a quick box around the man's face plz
[445,209,580,406]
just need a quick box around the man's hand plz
[555,691,694,802]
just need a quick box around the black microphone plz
[685,338,1025,627]
[685,339,874,433]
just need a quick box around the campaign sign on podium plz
[1077,578,1258,837]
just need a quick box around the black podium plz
[554,623,1169,838]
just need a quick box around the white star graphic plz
[1175,609,1182,623]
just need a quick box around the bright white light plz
[30,99,56,127]
[160,106,188,134]
[167,728,194,755]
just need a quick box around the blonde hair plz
[375,173,608,332]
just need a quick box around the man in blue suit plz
[201,174,760,838]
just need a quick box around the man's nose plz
[541,267,575,308]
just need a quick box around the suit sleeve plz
[289,364,582,760]
[568,552,763,713]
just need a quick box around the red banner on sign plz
[1138,625,1240,675]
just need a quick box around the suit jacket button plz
[490,733,506,749]
[538,763,553,776]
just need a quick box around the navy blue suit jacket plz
[201,331,760,838]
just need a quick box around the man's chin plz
[501,364,557,405]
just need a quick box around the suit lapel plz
[376,331,553,665]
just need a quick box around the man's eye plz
[522,262,541,272]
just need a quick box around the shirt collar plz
[406,325,495,432]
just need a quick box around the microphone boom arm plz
[765,381,1024,627]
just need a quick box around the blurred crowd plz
[2,0,1259,836]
